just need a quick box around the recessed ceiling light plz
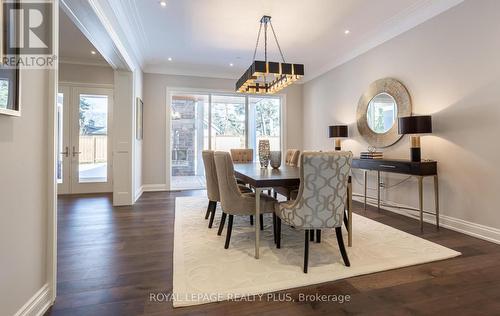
[91,50,96,55]
[344,29,350,35]
[229,63,234,67]
[168,57,172,61]
[160,1,167,7]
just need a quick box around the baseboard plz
[353,195,500,245]
[134,185,144,202]
[14,283,52,316]
[142,184,169,192]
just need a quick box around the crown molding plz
[59,56,111,68]
[305,0,464,82]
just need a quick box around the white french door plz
[57,85,113,194]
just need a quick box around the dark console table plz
[352,158,439,231]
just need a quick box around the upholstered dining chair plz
[202,150,252,229]
[230,148,254,163]
[274,151,353,273]
[214,151,277,249]
[274,149,301,200]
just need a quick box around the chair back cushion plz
[285,149,300,166]
[230,149,254,163]
[279,151,352,228]
[214,151,244,211]
[202,150,220,201]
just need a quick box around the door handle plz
[60,146,69,157]
[72,146,81,157]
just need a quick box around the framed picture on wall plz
[0,2,21,117]
[136,97,143,140]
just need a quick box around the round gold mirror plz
[357,78,411,148]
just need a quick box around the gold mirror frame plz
[356,78,412,148]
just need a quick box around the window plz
[170,91,283,190]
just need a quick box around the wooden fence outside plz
[80,135,107,164]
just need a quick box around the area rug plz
[173,196,460,307]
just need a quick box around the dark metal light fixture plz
[398,115,432,162]
[236,16,304,94]
[328,125,348,150]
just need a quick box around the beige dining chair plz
[230,148,254,163]
[274,151,352,273]
[202,150,252,229]
[274,149,301,200]
[214,151,277,249]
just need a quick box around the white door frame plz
[57,86,71,194]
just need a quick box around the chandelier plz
[236,15,304,94]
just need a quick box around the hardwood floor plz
[45,191,500,316]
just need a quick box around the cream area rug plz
[173,196,460,307]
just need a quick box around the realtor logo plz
[2,1,55,68]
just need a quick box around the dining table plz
[233,162,352,259]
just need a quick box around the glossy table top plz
[233,163,300,188]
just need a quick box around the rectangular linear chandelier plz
[236,16,304,94]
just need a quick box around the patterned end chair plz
[214,151,277,249]
[274,151,353,273]
[274,149,301,200]
[202,150,252,229]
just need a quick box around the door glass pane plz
[249,96,281,158]
[211,95,246,151]
[171,94,209,190]
[57,93,64,184]
[79,94,108,183]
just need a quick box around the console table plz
[351,158,439,231]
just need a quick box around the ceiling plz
[59,9,108,66]
[95,0,462,80]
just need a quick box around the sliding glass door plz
[170,91,282,190]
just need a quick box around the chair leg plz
[250,215,253,226]
[276,217,281,249]
[224,215,234,249]
[217,212,227,236]
[208,201,217,228]
[316,229,321,243]
[260,214,264,231]
[272,213,277,244]
[304,230,309,273]
[309,229,314,242]
[343,209,349,232]
[205,201,212,219]
[268,189,272,196]
[335,227,350,267]
[273,191,277,199]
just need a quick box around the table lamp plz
[398,115,432,162]
[328,125,348,151]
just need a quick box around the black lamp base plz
[410,147,421,162]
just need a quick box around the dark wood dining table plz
[233,163,352,259]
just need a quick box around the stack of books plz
[360,151,383,159]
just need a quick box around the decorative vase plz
[258,140,270,168]
[270,151,281,169]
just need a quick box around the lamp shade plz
[328,125,348,138]
[398,116,432,135]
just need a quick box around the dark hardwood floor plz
[45,190,500,316]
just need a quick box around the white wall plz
[142,73,303,188]
[303,0,500,241]
[0,70,51,315]
[133,70,144,200]
[59,62,114,85]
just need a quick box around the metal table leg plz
[364,170,368,211]
[255,187,262,259]
[377,171,381,211]
[434,175,440,229]
[418,176,424,232]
